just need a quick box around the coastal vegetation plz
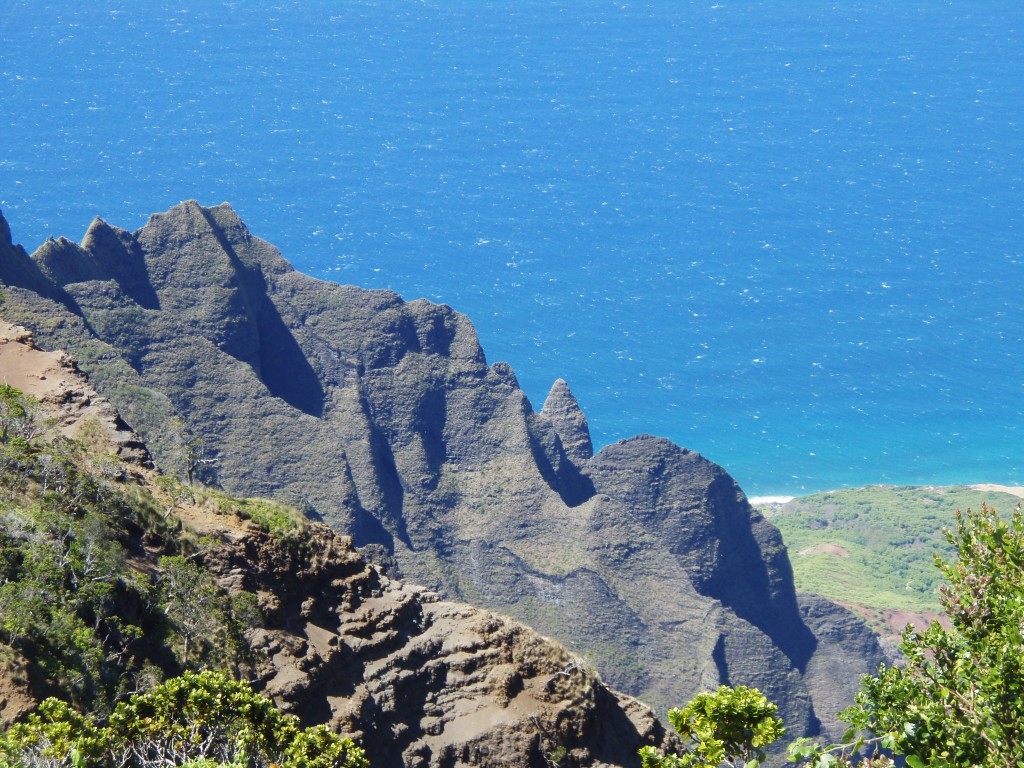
[766,485,1022,616]
[0,384,269,708]
[0,382,369,765]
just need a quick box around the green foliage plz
[156,555,260,670]
[167,418,219,487]
[158,556,225,666]
[0,415,150,708]
[0,390,248,708]
[159,481,306,542]
[767,485,1022,614]
[0,384,37,452]
[778,503,1024,767]
[210,495,305,540]
[639,685,785,768]
[0,671,369,768]
[0,697,112,766]
[282,724,369,768]
[785,734,895,768]
[819,503,1024,767]
[0,379,365,766]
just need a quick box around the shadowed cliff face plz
[0,213,74,305]
[0,202,886,740]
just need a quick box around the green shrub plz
[639,685,784,768]
[0,671,369,768]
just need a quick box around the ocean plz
[1,1,1022,496]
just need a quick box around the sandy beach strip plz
[970,484,1024,499]
[748,495,796,506]
[749,485,1024,508]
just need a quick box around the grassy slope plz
[764,485,1022,615]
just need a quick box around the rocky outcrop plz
[0,202,887,741]
[541,379,593,463]
[0,210,10,251]
[198,522,669,768]
[797,594,891,734]
[0,211,56,299]
[0,320,150,465]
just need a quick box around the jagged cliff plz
[0,202,887,742]
[0,319,668,767]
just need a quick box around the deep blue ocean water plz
[2,1,1022,496]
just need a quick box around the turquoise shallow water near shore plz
[2,1,1022,495]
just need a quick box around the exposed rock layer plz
[202,521,670,768]
[0,202,888,739]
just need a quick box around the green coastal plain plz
[764,485,1023,616]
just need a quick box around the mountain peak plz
[80,215,160,308]
[32,235,98,286]
[541,377,593,462]
[0,211,60,296]
[81,215,115,247]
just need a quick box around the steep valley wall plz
[0,202,887,745]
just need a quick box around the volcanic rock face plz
[0,202,887,739]
[201,522,669,768]
[541,379,594,464]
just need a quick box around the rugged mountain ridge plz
[0,202,887,739]
[0,319,669,767]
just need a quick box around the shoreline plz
[747,495,796,506]
[748,483,1024,509]
[969,483,1024,499]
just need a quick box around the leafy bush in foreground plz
[638,685,785,768]
[0,670,368,768]
[807,502,1024,767]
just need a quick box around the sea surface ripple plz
[2,1,1022,495]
